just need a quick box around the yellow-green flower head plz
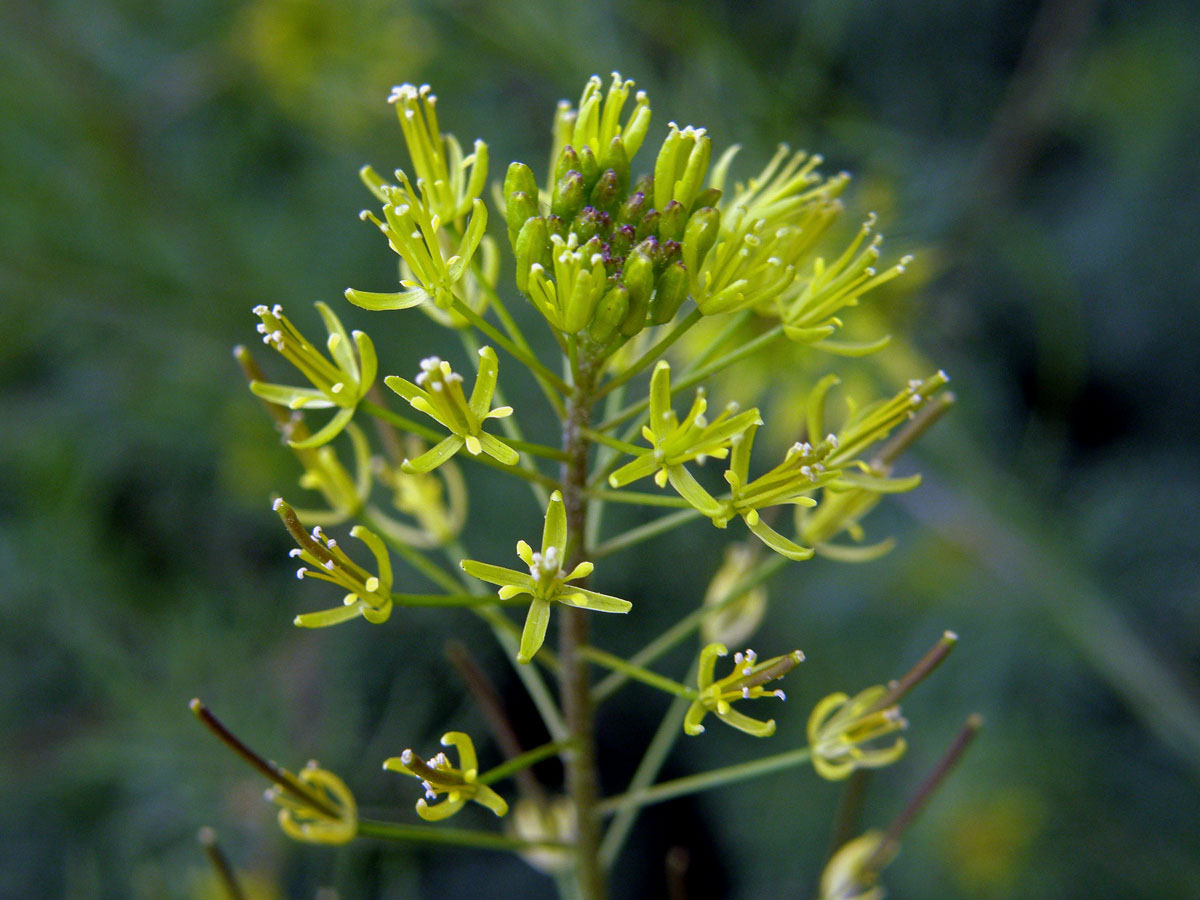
[712,144,849,232]
[818,371,950,468]
[526,232,610,333]
[807,685,908,780]
[778,213,913,348]
[689,145,855,317]
[250,302,377,449]
[608,361,762,517]
[689,207,797,316]
[701,543,768,648]
[348,168,487,314]
[386,83,488,222]
[383,732,508,821]
[373,449,467,548]
[267,762,357,845]
[274,498,394,628]
[461,491,632,663]
[384,348,518,472]
[553,72,651,174]
[685,642,804,737]
[654,123,712,213]
[819,830,896,900]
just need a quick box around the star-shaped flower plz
[608,361,761,516]
[807,685,908,780]
[249,302,377,449]
[383,732,508,821]
[684,642,804,737]
[461,491,632,663]
[385,347,518,472]
[268,762,358,845]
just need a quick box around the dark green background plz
[3,1,1199,898]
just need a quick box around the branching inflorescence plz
[202,72,978,900]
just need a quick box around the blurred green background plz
[2,0,1199,898]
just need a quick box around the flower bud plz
[649,261,689,325]
[551,170,586,221]
[682,206,721,274]
[554,144,580,185]
[692,186,722,209]
[514,217,550,293]
[619,246,655,336]
[569,206,610,244]
[616,190,648,227]
[504,161,539,207]
[600,136,631,194]
[577,144,600,192]
[658,200,687,243]
[589,169,622,215]
[506,191,539,248]
[589,284,630,343]
[635,208,660,243]
[608,223,635,261]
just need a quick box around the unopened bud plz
[589,285,630,343]
[619,247,655,336]
[589,169,622,215]
[658,200,687,243]
[649,261,689,325]
[551,170,586,221]
[514,217,550,293]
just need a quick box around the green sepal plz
[551,170,586,221]
[289,407,356,449]
[809,334,894,357]
[518,598,552,664]
[402,436,465,473]
[815,538,896,563]
[649,261,689,325]
[344,286,430,311]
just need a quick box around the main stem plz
[560,354,606,900]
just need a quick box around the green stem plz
[580,646,696,701]
[594,309,703,402]
[599,689,692,867]
[591,508,702,560]
[452,298,571,397]
[390,592,530,607]
[585,490,693,509]
[597,746,813,816]
[593,553,788,702]
[357,818,571,852]
[580,428,644,456]
[478,739,575,787]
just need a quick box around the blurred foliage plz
[2,1,1199,898]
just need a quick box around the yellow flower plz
[461,491,631,663]
[249,302,377,449]
[684,642,803,737]
[383,732,508,821]
[608,360,761,516]
[274,498,394,627]
[268,762,357,845]
[807,685,908,780]
[385,348,518,471]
